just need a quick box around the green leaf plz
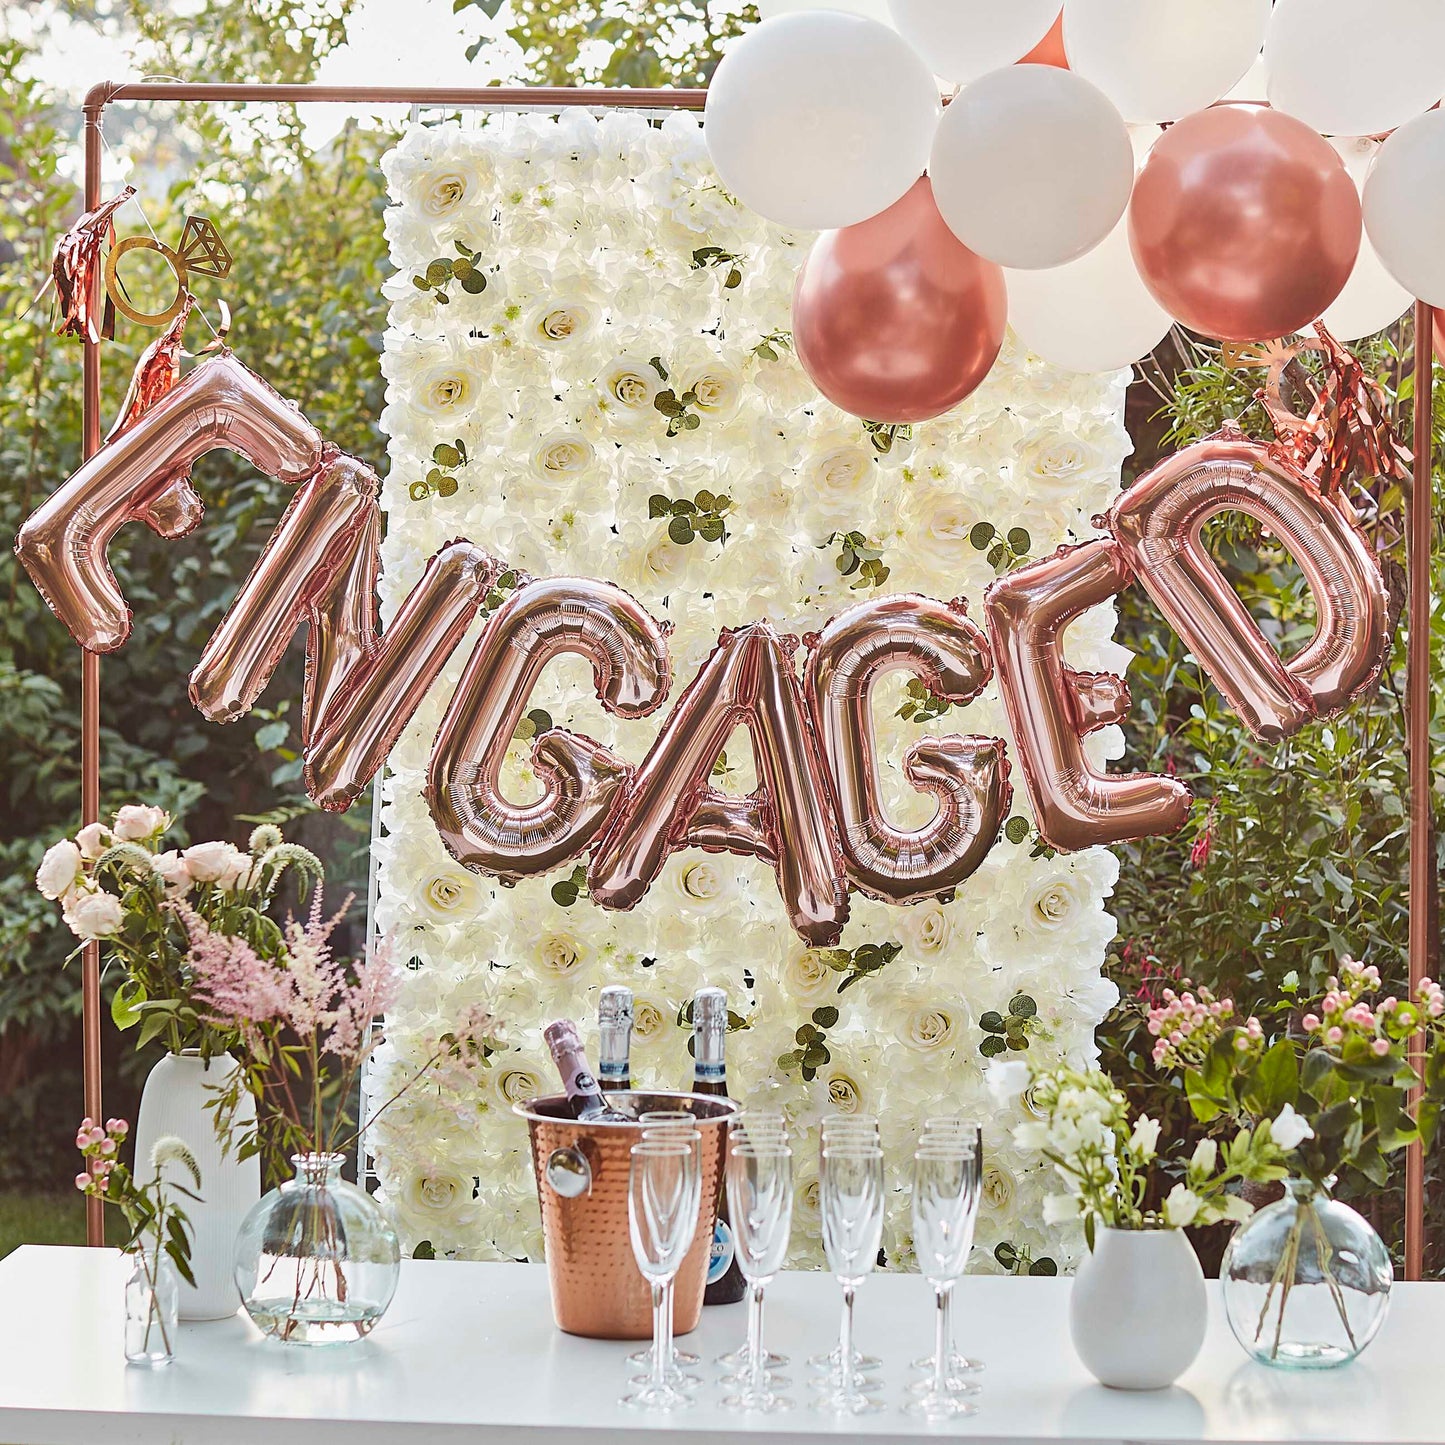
[432,443,462,468]
[648,494,671,518]
[667,514,694,545]
[550,881,578,906]
[436,477,458,498]
[969,522,996,549]
[812,1005,840,1029]
[993,1242,1019,1270]
[979,1010,1006,1033]
[697,516,724,542]
[1249,1038,1300,1116]
[460,271,487,294]
[1004,816,1031,845]
[980,1035,1007,1058]
[425,259,450,284]
[1030,1256,1059,1277]
[1009,994,1037,1019]
[1006,527,1031,554]
[112,978,146,1030]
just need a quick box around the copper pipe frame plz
[1406,302,1434,1282]
[73,80,1438,1274]
[75,80,706,1248]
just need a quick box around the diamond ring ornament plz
[103,214,232,327]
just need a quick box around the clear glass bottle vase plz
[125,1247,179,1367]
[233,1152,400,1345]
[1221,1177,1392,1369]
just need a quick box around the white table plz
[0,1245,1438,1445]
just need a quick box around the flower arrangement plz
[176,891,503,1175]
[992,1061,1287,1250]
[374,109,1137,1266]
[1150,961,1445,1191]
[36,807,320,1056]
[76,1118,200,1360]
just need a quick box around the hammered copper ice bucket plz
[515,1090,737,1339]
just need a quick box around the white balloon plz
[1006,216,1171,373]
[704,14,940,231]
[888,0,1059,84]
[929,66,1133,270]
[1062,0,1270,125]
[1225,54,1269,103]
[1266,0,1445,137]
[1363,109,1445,307]
[758,0,893,19]
[1320,238,1413,343]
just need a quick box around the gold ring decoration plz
[103,214,234,328]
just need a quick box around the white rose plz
[112,804,169,842]
[899,899,954,959]
[151,851,193,897]
[413,159,483,220]
[981,1162,1016,1214]
[777,946,844,1006]
[892,989,964,1054]
[63,888,124,941]
[420,870,481,922]
[75,823,109,860]
[676,357,743,425]
[1015,429,1110,502]
[595,354,662,430]
[529,430,596,486]
[36,840,83,901]
[181,841,250,886]
[536,929,591,979]
[414,362,481,419]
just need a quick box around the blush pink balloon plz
[792,176,1007,424]
[1129,103,1361,343]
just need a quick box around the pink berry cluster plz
[1301,958,1444,1058]
[74,1117,128,1194]
[1147,985,1261,1068]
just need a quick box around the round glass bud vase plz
[234,1152,400,1345]
[1221,1177,1392,1369]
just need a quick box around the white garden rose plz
[898,898,955,959]
[63,888,124,941]
[75,823,108,860]
[535,928,592,980]
[112,804,168,842]
[181,841,250,887]
[529,430,596,487]
[36,840,82,901]
[151,851,193,897]
[595,354,662,430]
[889,986,965,1055]
[419,869,482,923]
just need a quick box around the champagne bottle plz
[543,1019,628,1123]
[690,986,747,1305]
[597,985,634,1093]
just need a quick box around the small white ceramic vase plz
[1070,1226,1207,1390]
[132,1050,259,1321]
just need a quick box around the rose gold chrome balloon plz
[588,620,848,947]
[16,351,322,653]
[1128,104,1360,342]
[428,576,672,883]
[805,593,1011,903]
[986,537,1192,852]
[189,448,378,724]
[1109,424,1388,740]
[792,176,1007,424]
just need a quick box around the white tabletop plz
[0,1245,1438,1445]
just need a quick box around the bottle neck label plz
[692,1059,726,1084]
[598,1062,629,1081]
[707,1219,735,1284]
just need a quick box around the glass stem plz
[932,1283,950,1398]
[940,1282,954,1366]
[840,1283,857,1397]
[747,1281,765,1395]
[650,1282,668,1392]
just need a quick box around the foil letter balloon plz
[1109,424,1389,741]
[805,594,1011,903]
[588,621,849,947]
[428,577,672,883]
[986,538,1192,851]
[16,351,322,653]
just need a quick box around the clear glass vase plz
[234,1152,400,1345]
[1221,1177,1392,1369]
[125,1247,178,1367]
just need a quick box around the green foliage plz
[649,488,731,544]
[776,1004,842,1083]
[411,240,488,306]
[824,530,890,590]
[968,519,1032,573]
[978,995,1039,1058]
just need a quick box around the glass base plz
[717,1346,788,1370]
[627,1344,699,1367]
[620,1382,696,1412]
[902,1389,978,1418]
[808,1347,881,1375]
[812,1384,886,1415]
[911,1349,984,1375]
[721,1386,794,1413]
[627,1367,701,1391]
[1251,1340,1356,1370]
[125,1352,174,1369]
[244,1298,382,1346]
[719,1369,792,1390]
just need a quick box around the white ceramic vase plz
[132,1050,259,1321]
[1069,1226,1207,1390]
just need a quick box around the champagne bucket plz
[515,1090,737,1339]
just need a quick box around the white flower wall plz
[370,112,1133,1271]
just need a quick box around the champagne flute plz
[719,1141,794,1413]
[910,1119,985,1383]
[628,1115,702,1380]
[621,1139,702,1412]
[904,1141,980,1417]
[812,1144,886,1415]
[717,1115,791,1374]
[809,1122,883,1380]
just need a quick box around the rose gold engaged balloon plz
[1128,104,1361,342]
[792,176,1007,424]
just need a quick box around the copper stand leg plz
[1405,301,1434,1283]
[81,95,105,1250]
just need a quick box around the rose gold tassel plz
[51,185,136,343]
[106,294,196,443]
